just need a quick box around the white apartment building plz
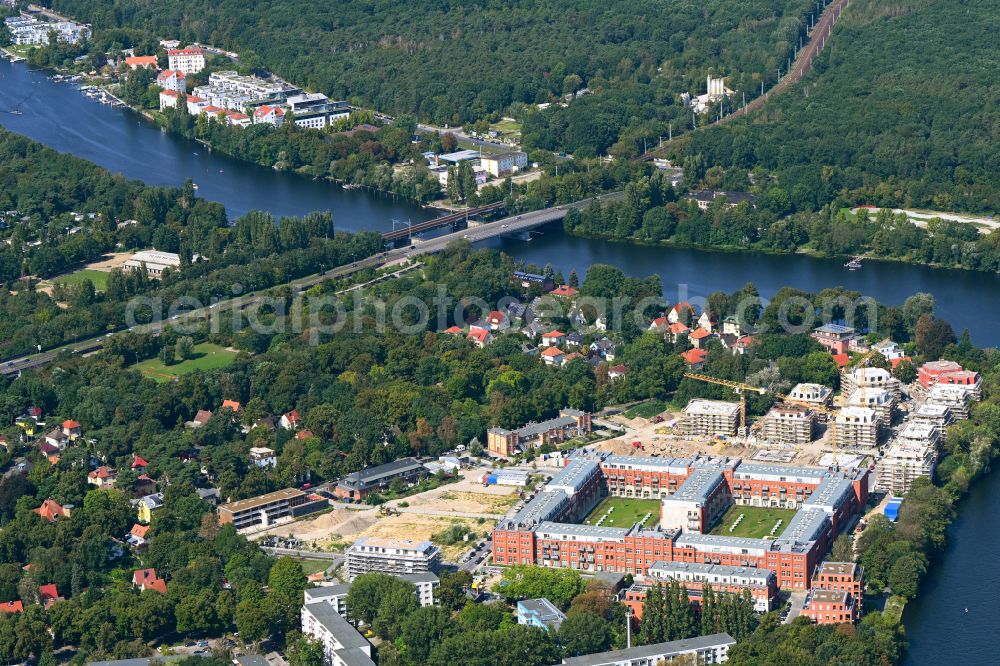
[681,399,741,437]
[912,403,952,435]
[345,537,441,580]
[249,447,277,468]
[834,407,881,452]
[301,602,375,666]
[878,441,936,495]
[759,404,815,445]
[5,16,90,45]
[167,47,206,74]
[480,151,528,177]
[925,385,973,420]
[156,69,186,93]
[847,388,896,425]
[841,367,901,398]
[302,571,438,618]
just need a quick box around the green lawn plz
[624,400,668,419]
[709,505,797,539]
[583,497,662,528]
[133,343,237,382]
[55,269,110,292]
[298,559,332,577]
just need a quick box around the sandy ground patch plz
[86,252,133,271]
[253,507,379,547]
[385,470,521,516]
[357,514,487,561]
[593,410,748,459]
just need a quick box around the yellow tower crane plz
[683,372,767,438]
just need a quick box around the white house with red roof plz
[485,311,510,331]
[541,347,566,366]
[156,69,186,92]
[33,499,70,523]
[62,419,82,440]
[186,95,208,115]
[551,285,578,298]
[649,316,669,333]
[608,364,629,381]
[124,55,158,71]
[467,328,493,348]
[668,301,696,324]
[226,110,251,128]
[133,568,168,593]
[541,330,566,347]
[159,89,179,110]
[668,321,691,343]
[39,583,63,609]
[280,410,302,430]
[253,105,285,127]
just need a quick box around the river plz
[2,59,999,662]
[0,59,431,227]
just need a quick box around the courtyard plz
[708,505,798,539]
[582,496,662,529]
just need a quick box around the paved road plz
[0,194,620,377]
[391,506,505,520]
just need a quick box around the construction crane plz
[683,373,767,437]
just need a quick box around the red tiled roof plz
[203,105,225,114]
[125,56,158,68]
[144,578,168,593]
[680,348,708,364]
[467,329,490,342]
[222,400,241,412]
[443,326,463,335]
[689,328,713,340]
[671,301,696,315]
[88,466,116,479]
[295,429,315,440]
[39,584,59,602]
[669,322,690,334]
[551,285,578,297]
[33,499,68,522]
[650,316,668,327]
[543,330,566,338]
[226,111,249,120]
[254,105,285,118]
[132,455,150,468]
[63,419,81,429]
[133,568,158,586]
[186,95,206,103]
[130,524,151,538]
[39,442,60,455]
[832,353,851,368]
[160,89,179,97]
[609,364,629,374]
[157,69,184,79]
[0,601,23,613]
[194,409,213,423]
[541,347,565,358]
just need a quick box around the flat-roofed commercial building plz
[124,250,183,278]
[681,399,741,437]
[217,488,308,532]
[759,403,815,445]
[345,537,441,580]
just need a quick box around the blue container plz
[884,498,903,522]
[487,474,498,484]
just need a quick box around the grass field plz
[55,269,110,292]
[709,505,797,539]
[624,400,668,419]
[583,497,662,528]
[133,343,237,382]
[298,559,332,577]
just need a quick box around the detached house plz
[689,327,715,349]
[541,330,567,347]
[467,328,494,348]
[253,105,285,126]
[541,347,566,366]
[485,310,510,331]
[39,583,63,609]
[159,89,179,110]
[133,568,167,593]
[87,466,118,489]
[280,410,302,430]
[33,499,70,523]
[131,455,149,474]
[156,69,186,93]
[608,364,630,381]
[680,348,708,369]
[668,302,696,324]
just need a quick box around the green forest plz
[679,0,1000,213]
[49,0,813,128]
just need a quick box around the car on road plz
[501,224,507,229]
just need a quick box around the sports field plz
[709,505,797,539]
[582,497,662,528]
[55,269,110,291]
[134,343,237,382]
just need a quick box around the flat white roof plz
[684,399,740,416]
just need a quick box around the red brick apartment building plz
[492,453,869,591]
[487,409,591,457]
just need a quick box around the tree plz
[915,315,956,360]
[287,632,325,666]
[892,359,917,384]
[437,570,472,612]
[268,557,308,599]
[558,610,613,657]
[176,336,195,360]
[398,606,453,663]
[235,598,270,643]
[888,554,925,599]
[496,566,586,609]
[346,573,417,632]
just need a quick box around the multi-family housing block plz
[759,403,815,445]
[345,537,441,580]
[681,399,741,437]
[487,409,591,457]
